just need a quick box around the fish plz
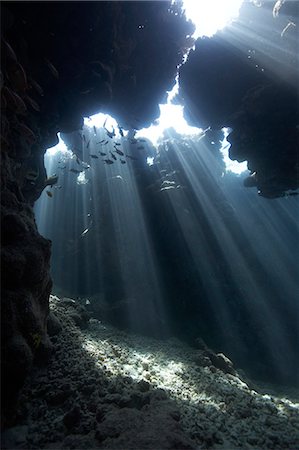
[103,159,114,164]
[86,140,90,148]
[114,148,124,156]
[29,79,44,96]
[45,174,59,186]
[273,0,284,17]
[83,135,86,142]
[118,126,124,137]
[45,58,59,79]
[110,152,117,161]
[97,139,106,144]
[90,154,99,159]
[93,126,97,135]
[138,139,146,142]
[80,228,89,237]
[281,21,296,38]
[46,190,53,197]
[99,152,107,156]
[114,142,121,146]
[3,87,27,115]
[3,40,17,62]
[120,160,126,164]
[160,186,175,191]
[126,154,137,160]
[161,180,176,187]
[25,95,40,112]
[137,146,145,150]
[80,89,91,95]
[70,168,82,174]
[8,62,28,92]
[16,122,36,143]
[76,156,80,164]
[106,128,115,139]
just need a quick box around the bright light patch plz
[221,128,248,174]
[135,104,203,146]
[46,133,72,157]
[84,113,122,137]
[182,0,243,38]
[147,156,155,166]
[77,171,89,185]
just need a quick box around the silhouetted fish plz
[45,175,59,187]
[93,126,97,135]
[80,228,89,237]
[106,127,116,139]
[119,127,124,137]
[90,154,99,159]
[114,142,121,146]
[110,152,117,161]
[86,140,90,148]
[25,95,40,112]
[46,190,53,197]
[114,148,124,156]
[76,157,80,164]
[30,79,44,96]
[99,152,107,156]
[70,168,82,174]
[97,140,106,144]
[120,160,126,164]
[103,159,114,164]
[45,58,59,79]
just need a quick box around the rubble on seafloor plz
[3,294,299,450]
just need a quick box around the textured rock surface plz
[3,296,298,450]
[1,1,193,427]
[179,1,299,197]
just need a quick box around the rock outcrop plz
[1,1,193,427]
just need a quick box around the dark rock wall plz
[179,1,299,198]
[1,1,193,427]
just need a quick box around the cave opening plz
[1,0,299,445]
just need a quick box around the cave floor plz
[3,295,299,450]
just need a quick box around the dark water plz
[35,129,299,388]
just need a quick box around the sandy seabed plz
[3,295,299,450]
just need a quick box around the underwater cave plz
[1,1,299,448]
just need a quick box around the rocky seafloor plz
[3,295,299,450]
